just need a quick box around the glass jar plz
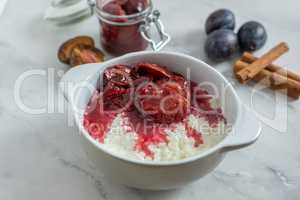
[89,0,170,55]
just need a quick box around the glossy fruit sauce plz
[83,63,225,159]
[98,0,150,55]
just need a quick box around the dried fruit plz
[103,1,126,16]
[134,63,172,79]
[58,36,95,64]
[103,82,129,98]
[115,0,129,5]
[103,65,132,87]
[98,63,190,124]
[102,81,132,111]
[123,0,149,14]
[103,0,149,15]
[69,45,104,67]
[136,79,189,123]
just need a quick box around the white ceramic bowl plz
[60,51,261,190]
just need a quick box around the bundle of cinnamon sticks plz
[234,42,300,99]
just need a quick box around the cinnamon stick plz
[234,60,300,99]
[241,52,300,83]
[236,42,289,83]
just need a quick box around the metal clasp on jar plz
[87,0,96,16]
[139,10,171,51]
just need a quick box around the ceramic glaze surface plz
[59,51,261,189]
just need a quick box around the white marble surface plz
[1,0,300,199]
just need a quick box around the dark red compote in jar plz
[97,0,151,55]
[83,63,226,160]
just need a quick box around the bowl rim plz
[71,51,242,166]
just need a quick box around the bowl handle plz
[221,105,262,152]
[59,63,101,103]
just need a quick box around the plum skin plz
[238,21,267,51]
[205,29,238,61]
[205,9,235,34]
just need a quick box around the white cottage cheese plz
[101,107,228,162]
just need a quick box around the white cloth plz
[44,0,91,23]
